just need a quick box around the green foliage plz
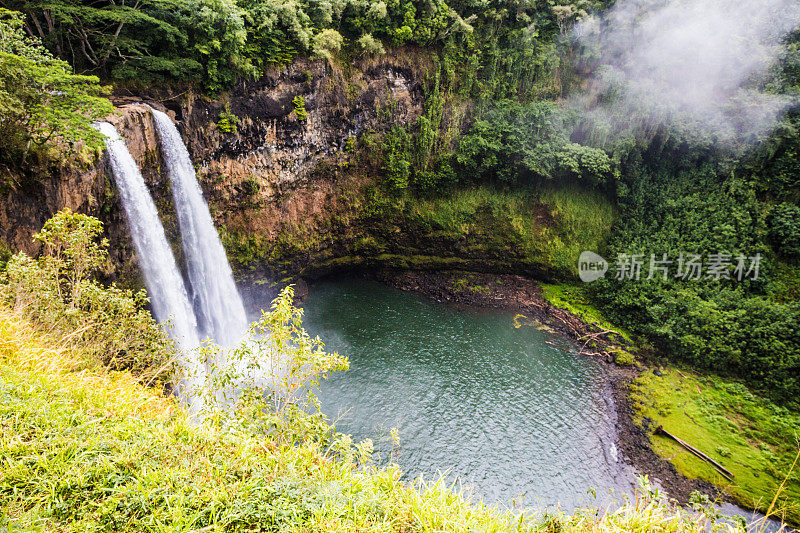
[187,0,254,93]
[745,113,800,203]
[592,149,800,405]
[381,125,411,192]
[456,101,616,187]
[8,0,199,81]
[0,210,175,379]
[195,285,349,445]
[769,260,800,303]
[0,240,11,269]
[216,103,239,133]
[311,28,342,60]
[356,33,385,56]
[5,0,257,92]
[34,209,107,304]
[0,9,113,166]
[768,203,800,259]
[292,94,308,121]
[5,0,586,99]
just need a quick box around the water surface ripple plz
[304,279,636,511]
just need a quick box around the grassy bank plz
[630,367,800,526]
[0,307,747,532]
[540,281,800,526]
[539,283,633,344]
[408,183,616,276]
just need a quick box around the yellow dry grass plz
[0,308,176,422]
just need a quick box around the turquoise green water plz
[302,279,635,510]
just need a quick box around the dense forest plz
[3,0,796,403]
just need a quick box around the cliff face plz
[170,54,429,270]
[0,50,606,285]
[0,105,159,269]
[0,53,430,281]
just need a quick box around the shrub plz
[382,126,412,192]
[217,103,238,133]
[356,33,385,56]
[293,95,309,121]
[311,28,342,61]
[0,240,11,269]
[194,285,349,444]
[0,210,175,380]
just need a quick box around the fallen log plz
[654,425,734,481]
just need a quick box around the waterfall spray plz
[95,122,206,410]
[150,109,249,348]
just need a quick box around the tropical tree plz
[0,9,112,166]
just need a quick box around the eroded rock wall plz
[0,104,161,271]
[0,52,434,282]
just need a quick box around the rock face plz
[2,50,581,285]
[0,160,101,255]
[0,104,161,267]
[168,56,427,265]
[0,52,434,283]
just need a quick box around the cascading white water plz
[95,122,206,404]
[151,109,249,348]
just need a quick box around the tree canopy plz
[0,8,112,167]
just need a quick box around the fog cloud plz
[573,0,800,144]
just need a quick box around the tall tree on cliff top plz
[0,8,112,168]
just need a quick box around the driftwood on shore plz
[578,324,624,355]
[655,425,734,481]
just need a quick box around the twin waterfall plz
[94,123,201,352]
[97,111,249,406]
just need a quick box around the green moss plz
[303,254,498,276]
[610,348,635,366]
[540,283,633,343]
[631,367,800,525]
[0,239,11,269]
[451,274,492,295]
[218,181,615,281]
[408,183,615,277]
[219,226,266,269]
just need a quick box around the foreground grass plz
[631,367,800,526]
[0,309,747,532]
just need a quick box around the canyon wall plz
[0,50,605,286]
[1,53,434,279]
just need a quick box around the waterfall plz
[150,109,249,348]
[95,123,207,405]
